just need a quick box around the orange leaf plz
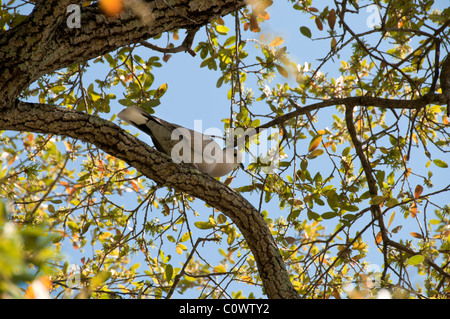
[375,231,383,244]
[7,155,16,165]
[130,180,139,192]
[258,11,270,20]
[410,232,423,239]
[99,0,123,17]
[405,168,411,177]
[414,184,423,199]
[410,202,417,218]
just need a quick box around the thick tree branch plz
[0,101,300,299]
[0,0,245,106]
[234,93,447,147]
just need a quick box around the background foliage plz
[1,0,450,298]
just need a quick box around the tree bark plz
[0,1,301,298]
[0,0,244,106]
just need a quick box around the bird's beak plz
[239,163,245,170]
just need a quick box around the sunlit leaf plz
[269,36,284,47]
[375,231,383,244]
[433,159,448,168]
[154,83,168,99]
[407,255,424,266]
[276,64,289,78]
[410,202,417,218]
[308,134,322,152]
[194,221,214,229]
[215,25,230,35]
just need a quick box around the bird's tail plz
[118,106,150,126]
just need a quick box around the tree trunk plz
[0,1,300,299]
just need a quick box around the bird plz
[118,106,243,177]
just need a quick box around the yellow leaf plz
[213,265,227,273]
[388,211,395,229]
[154,83,168,98]
[269,36,284,47]
[412,132,418,144]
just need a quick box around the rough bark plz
[0,0,244,106]
[0,0,301,298]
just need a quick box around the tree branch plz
[0,0,246,106]
[0,100,300,299]
[140,27,199,57]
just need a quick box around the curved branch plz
[0,101,300,299]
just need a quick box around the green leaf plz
[307,149,324,159]
[300,26,312,38]
[165,264,173,281]
[194,221,214,229]
[118,99,134,106]
[307,210,321,221]
[433,159,448,168]
[370,196,385,205]
[322,212,338,219]
[407,255,425,266]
